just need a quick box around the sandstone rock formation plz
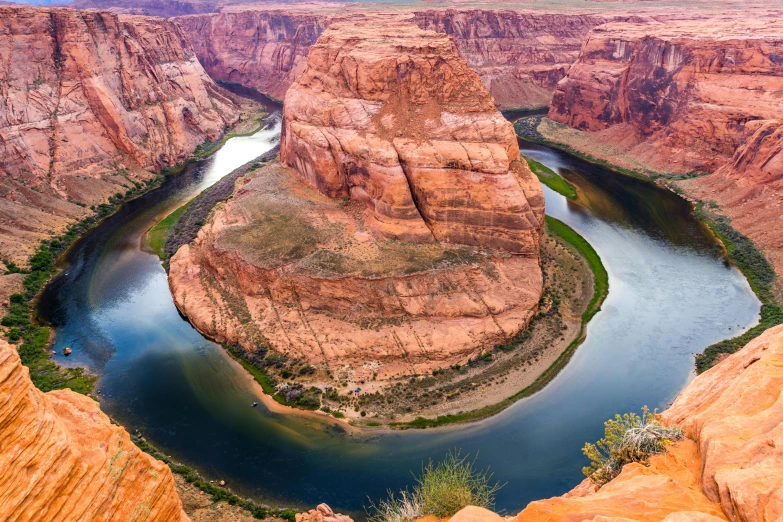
[510,323,783,522]
[175,7,627,111]
[280,20,544,254]
[175,7,332,102]
[549,19,783,175]
[170,20,544,378]
[0,6,241,264]
[411,10,621,110]
[547,18,783,281]
[0,338,190,521]
[296,503,353,522]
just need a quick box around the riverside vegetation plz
[515,115,783,374]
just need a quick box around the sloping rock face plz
[0,339,190,521]
[280,20,544,254]
[410,10,621,110]
[175,8,331,102]
[549,19,783,175]
[509,324,783,522]
[0,6,240,264]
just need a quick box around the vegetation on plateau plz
[523,156,577,199]
[582,407,684,486]
[367,451,502,522]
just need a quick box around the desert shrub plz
[582,407,683,485]
[367,451,502,522]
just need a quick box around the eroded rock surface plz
[547,18,783,282]
[280,19,544,254]
[0,339,189,521]
[0,6,241,263]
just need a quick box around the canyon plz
[0,6,243,265]
[168,19,545,381]
[173,7,621,110]
[546,18,783,281]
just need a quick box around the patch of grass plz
[582,407,683,486]
[145,200,194,259]
[366,451,502,522]
[132,434,294,520]
[523,156,577,199]
[389,217,608,429]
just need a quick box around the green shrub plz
[367,451,502,522]
[582,407,683,485]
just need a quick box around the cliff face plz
[548,18,783,282]
[174,8,331,102]
[169,19,544,379]
[280,19,544,254]
[0,6,241,264]
[549,19,783,175]
[175,8,625,111]
[410,10,620,110]
[0,339,190,521]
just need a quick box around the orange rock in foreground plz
[452,324,783,522]
[0,339,189,522]
[280,19,543,254]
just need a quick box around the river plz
[36,113,760,517]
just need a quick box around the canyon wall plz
[547,18,783,280]
[175,8,623,111]
[169,19,544,379]
[175,8,331,102]
[0,338,190,521]
[0,6,241,264]
[410,9,620,110]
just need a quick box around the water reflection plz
[36,115,760,516]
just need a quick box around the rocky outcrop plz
[296,504,353,522]
[411,10,622,110]
[549,19,783,175]
[174,8,331,102]
[280,19,544,254]
[0,6,241,264]
[0,338,190,521]
[170,20,543,378]
[508,323,783,522]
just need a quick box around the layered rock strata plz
[411,10,621,110]
[280,20,544,254]
[175,8,625,111]
[547,18,783,280]
[0,6,241,263]
[175,8,331,102]
[168,161,543,378]
[0,338,189,521]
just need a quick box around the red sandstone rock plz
[0,338,190,521]
[296,504,354,522]
[280,19,544,254]
[0,6,241,264]
[549,19,783,175]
